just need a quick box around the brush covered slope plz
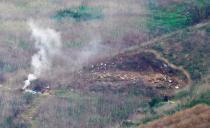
[139,104,210,128]
[0,0,210,128]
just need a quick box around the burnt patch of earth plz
[27,79,51,93]
[86,51,186,79]
[68,51,188,97]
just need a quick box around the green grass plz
[18,40,31,49]
[173,90,190,100]
[64,40,83,48]
[54,5,104,21]
[148,97,165,108]
[164,91,210,116]
[147,0,210,36]
[0,61,16,73]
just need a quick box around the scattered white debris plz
[163,76,167,80]
[163,64,168,67]
[168,79,173,83]
[24,89,37,94]
[175,86,179,89]
[120,77,125,80]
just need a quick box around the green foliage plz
[0,116,29,128]
[142,115,160,124]
[88,115,110,127]
[206,26,210,33]
[64,40,83,48]
[149,97,163,108]
[0,61,16,73]
[147,0,210,35]
[18,40,31,49]
[185,91,210,107]
[54,5,104,21]
[0,116,13,128]
[173,90,190,100]
[0,93,30,128]
[165,91,210,116]
[151,43,164,52]
[22,93,35,105]
[148,5,190,33]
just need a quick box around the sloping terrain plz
[0,0,210,128]
[139,104,210,128]
[121,21,210,128]
[70,50,189,96]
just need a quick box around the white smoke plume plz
[22,19,62,90]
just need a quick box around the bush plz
[149,97,163,108]
[18,40,31,49]
[0,61,16,73]
[54,5,104,21]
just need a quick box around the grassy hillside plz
[147,0,210,36]
[0,0,210,128]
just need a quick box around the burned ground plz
[27,79,51,93]
[68,50,188,98]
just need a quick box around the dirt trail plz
[17,95,48,128]
[3,16,209,128]
[140,21,210,49]
[116,19,210,128]
[143,49,192,85]
[115,21,210,86]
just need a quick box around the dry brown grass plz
[139,104,210,128]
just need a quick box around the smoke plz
[22,19,62,90]
[23,74,37,90]
[78,38,102,64]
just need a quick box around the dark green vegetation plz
[64,40,83,48]
[0,61,16,73]
[54,5,104,21]
[147,0,210,36]
[148,97,165,108]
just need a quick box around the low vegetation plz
[54,5,104,21]
[151,23,210,81]
[1,0,210,128]
[31,89,148,128]
[147,0,210,36]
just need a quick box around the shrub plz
[149,97,163,108]
[54,5,104,21]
